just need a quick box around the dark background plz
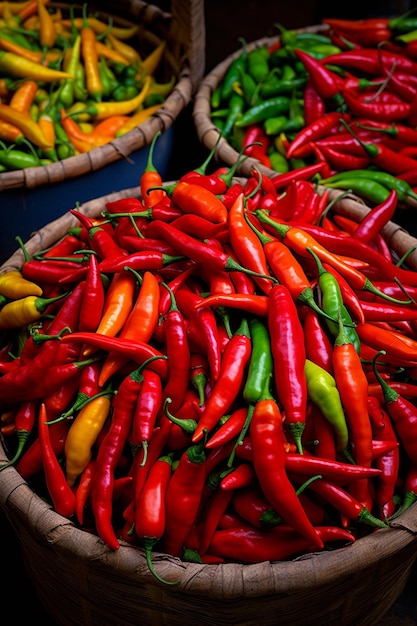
[2,1,417,624]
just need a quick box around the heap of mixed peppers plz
[2,126,417,581]
[0,0,175,170]
[210,11,417,206]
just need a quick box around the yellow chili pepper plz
[115,102,161,136]
[106,32,141,64]
[77,75,152,121]
[0,292,66,329]
[0,270,43,299]
[64,391,112,487]
[95,39,129,66]
[0,0,32,17]
[61,17,138,40]
[0,50,74,81]
[0,103,52,149]
[36,0,56,48]
[141,40,166,76]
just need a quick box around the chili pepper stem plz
[141,537,180,586]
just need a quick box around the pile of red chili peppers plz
[2,130,417,579]
[210,12,417,206]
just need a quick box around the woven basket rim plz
[0,0,205,192]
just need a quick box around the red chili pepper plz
[79,253,105,333]
[269,162,327,191]
[303,79,326,126]
[163,439,207,557]
[303,308,334,373]
[286,111,347,159]
[194,293,268,318]
[318,143,370,171]
[220,462,256,491]
[159,284,190,413]
[293,48,344,102]
[228,193,274,295]
[130,364,164,464]
[372,358,417,468]
[356,322,417,363]
[367,395,400,519]
[146,218,271,284]
[390,464,417,519]
[208,523,355,563]
[60,332,169,378]
[194,481,234,557]
[75,458,96,525]
[175,287,222,382]
[92,359,158,550]
[249,376,323,548]
[134,453,179,585]
[324,48,417,76]
[38,402,76,518]
[70,209,126,261]
[286,452,381,483]
[342,90,411,123]
[0,399,37,470]
[268,283,307,454]
[332,314,373,510]
[192,317,251,443]
[298,477,387,529]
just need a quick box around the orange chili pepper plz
[80,5,103,102]
[98,270,160,387]
[36,0,56,48]
[9,79,38,113]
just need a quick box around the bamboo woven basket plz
[192,26,417,213]
[1,185,417,626]
[0,0,205,263]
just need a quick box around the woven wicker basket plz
[0,0,205,263]
[1,186,417,626]
[192,25,417,214]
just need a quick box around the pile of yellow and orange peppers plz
[0,0,176,170]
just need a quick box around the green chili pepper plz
[264,115,304,135]
[0,147,41,170]
[243,318,274,405]
[268,150,290,172]
[304,358,352,458]
[247,46,270,82]
[234,95,291,127]
[259,76,306,99]
[222,92,245,137]
[320,176,391,204]
[308,248,360,354]
[237,66,258,106]
[221,38,248,101]
[228,317,273,467]
[321,169,417,204]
